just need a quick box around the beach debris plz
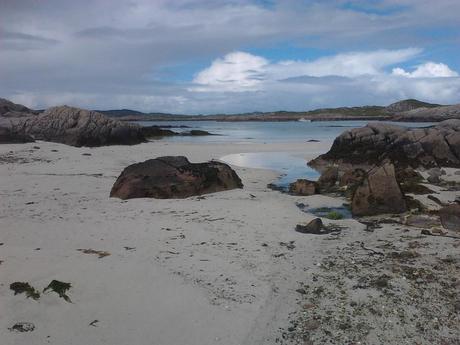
[89,320,99,327]
[280,241,296,250]
[44,280,72,302]
[9,322,35,333]
[77,248,111,258]
[10,282,40,300]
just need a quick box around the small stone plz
[295,218,323,234]
[9,322,35,332]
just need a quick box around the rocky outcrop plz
[0,127,34,143]
[19,106,145,147]
[289,179,317,196]
[309,120,460,170]
[439,204,460,232]
[351,163,407,217]
[110,156,243,200]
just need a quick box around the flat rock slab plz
[110,156,243,199]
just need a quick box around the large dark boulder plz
[110,156,243,199]
[309,120,460,170]
[351,163,407,216]
[0,127,34,143]
[20,106,145,147]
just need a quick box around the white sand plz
[1,139,349,345]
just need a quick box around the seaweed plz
[44,280,72,302]
[10,282,40,300]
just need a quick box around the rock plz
[339,168,366,187]
[110,156,243,199]
[141,125,177,138]
[403,214,441,228]
[20,106,145,147]
[395,167,422,183]
[182,130,212,136]
[289,179,317,195]
[427,175,441,184]
[9,322,35,333]
[0,126,34,143]
[427,167,442,183]
[351,163,407,216]
[317,166,338,191]
[295,218,323,234]
[309,120,460,169]
[439,204,460,232]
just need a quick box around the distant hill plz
[0,98,37,117]
[97,109,147,118]
[385,99,441,113]
[1,97,459,123]
[98,99,449,122]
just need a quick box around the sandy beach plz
[1,138,459,345]
[0,139,328,345]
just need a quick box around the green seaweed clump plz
[10,282,40,300]
[44,280,72,302]
[326,211,344,220]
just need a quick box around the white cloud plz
[392,62,459,78]
[192,52,268,91]
[191,48,422,92]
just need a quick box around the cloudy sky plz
[1,0,459,114]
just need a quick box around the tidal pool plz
[220,152,320,190]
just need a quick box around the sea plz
[138,120,433,189]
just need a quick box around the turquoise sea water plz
[138,120,433,143]
[139,120,433,189]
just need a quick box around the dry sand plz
[0,139,459,345]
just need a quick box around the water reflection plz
[220,152,319,189]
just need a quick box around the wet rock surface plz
[110,156,243,199]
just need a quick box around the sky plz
[1,0,459,114]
